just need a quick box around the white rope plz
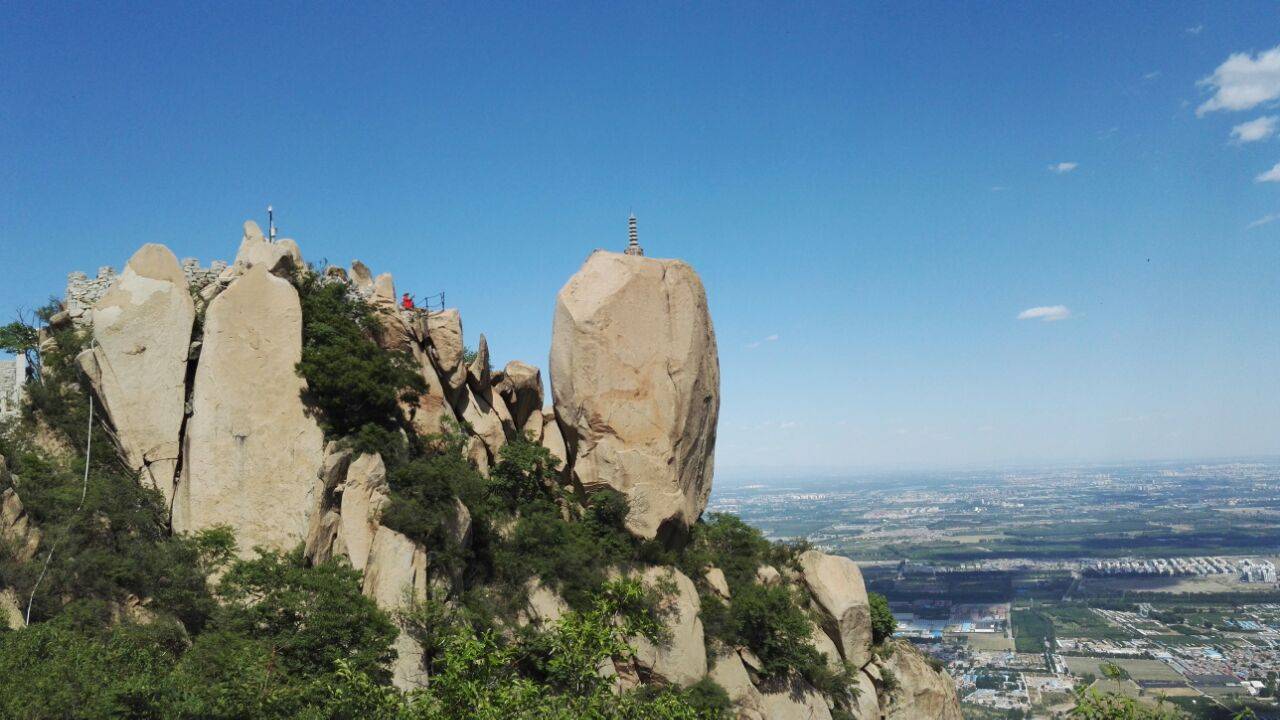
[25,392,93,626]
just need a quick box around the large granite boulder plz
[550,251,719,540]
[798,550,872,669]
[362,525,430,690]
[173,264,324,555]
[80,244,194,507]
[426,309,467,391]
[337,453,390,572]
[540,410,568,473]
[709,651,766,720]
[759,675,834,720]
[880,642,963,720]
[495,360,543,437]
[628,566,707,687]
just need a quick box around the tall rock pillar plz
[550,250,719,541]
[173,264,324,554]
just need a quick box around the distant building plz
[0,353,27,417]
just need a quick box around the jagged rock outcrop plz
[173,264,324,555]
[337,453,390,572]
[759,675,833,720]
[426,309,467,391]
[234,221,301,277]
[1,588,24,630]
[78,244,194,507]
[879,642,963,720]
[551,250,719,541]
[496,361,543,439]
[851,670,880,719]
[1,486,40,564]
[363,525,430,689]
[709,652,766,720]
[627,566,706,687]
[798,549,872,668]
[540,410,568,473]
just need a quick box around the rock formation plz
[626,567,707,687]
[798,549,873,668]
[880,643,964,720]
[550,250,720,541]
[77,243,194,508]
[31,223,961,716]
[172,264,324,555]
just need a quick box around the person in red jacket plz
[401,292,415,311]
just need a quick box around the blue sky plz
[2,2,1278,470]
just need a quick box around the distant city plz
[710,460,1280,719]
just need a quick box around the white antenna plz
[267,205,277,242]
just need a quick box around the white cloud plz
[745,333,779,349]
[1186,25,1203,35]
[1143,71,1162,80]
[1246,213,1280,229]
[1230,115,1278,143]
[1196,45,1280,116]
[1017,305,1072,322]
[990,185,1008,192]
[1048,162,1078,174]
[1255,162,1280,182]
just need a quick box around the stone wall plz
[0,354,27,418]
[65,258,226,326]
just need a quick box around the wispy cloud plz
[1230,115,1278,144]
[1186,24,1204,36]
[1048,162,1078,174]
[1098,126,1119,140]
[1196,45,1280,116]
[1143,70,1162,80]
[1256,162,1280,182]
[990,185,1008,192]
[1017,305,1072,322]
[745,333,779,349]
[1246,213,1280,229]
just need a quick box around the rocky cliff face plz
[26,222,960,718]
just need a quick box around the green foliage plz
[381,430,486,573]
[294,269,422,446]
[0,320,38,355]
[677,513,835,690]
[1068,686,1182,719]
[214,547,398,679]
[0,433,219,631]
[869,591,896,645]
[723,581,826,680]
[880,666,899,693]
[0,616,182,718]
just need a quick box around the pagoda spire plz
[625,213,644,256]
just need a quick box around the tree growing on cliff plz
[293,269,422,456]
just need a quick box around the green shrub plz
[1068,686,1181,719]
[213,547,398,679]
[0,432,218,630]
[294,270,422,446]
[869,591,896,645]
[725,582,825,680]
